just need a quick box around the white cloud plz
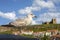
[37,12,60,24]
[0,0,60,25]
[50,0,60,3]
[19,7,32,14]
[19,0,55,14]
[33,0,54,8]
[18,0,60,24]
[31,20,37,25]
[0,11,17,20]
[18,0,56,25]
[18,6,40,14]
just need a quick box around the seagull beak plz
[34,16,37,18]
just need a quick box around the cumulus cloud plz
[19,0,55,14]
[50,0,60,3]
[0,11,17,20]
[18,0,56,25]
[31,20,37,25]
[33,0,54,8]
[37,12,60,24]
[19,7,32,14]
[18,0,60,24]
[1,0,60,25]
[18,6,39,14]
[18,0,56,24]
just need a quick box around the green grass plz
[20,24,60,32]
[0,24,60,34]
[0,31,12,34]
[21,34,35,38]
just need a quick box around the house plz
[21,30,33,35]
[51,34,60,40]
[33,31,45,37]
[12,31,20,35]
[46,30,58,36]
[45,32,51,36]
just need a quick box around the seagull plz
[9,13,37,27]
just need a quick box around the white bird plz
[9,13,36,26]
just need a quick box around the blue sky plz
[0,0,60,25]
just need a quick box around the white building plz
[33,32,45,37]
[21,30,33,35]
[45,32,51,36]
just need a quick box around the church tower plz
[52,18,56,24]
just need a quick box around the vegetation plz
[21,34,35,38]
[41,35,50,40]
[0,24,60,40]
[0,24,60,35]
[0,31,12,34]
[19,24,60,32]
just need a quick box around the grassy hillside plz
[0,24,60,39]
[21,24,60,32]
[0,24,60,32]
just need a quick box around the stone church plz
[43,18,57,24]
